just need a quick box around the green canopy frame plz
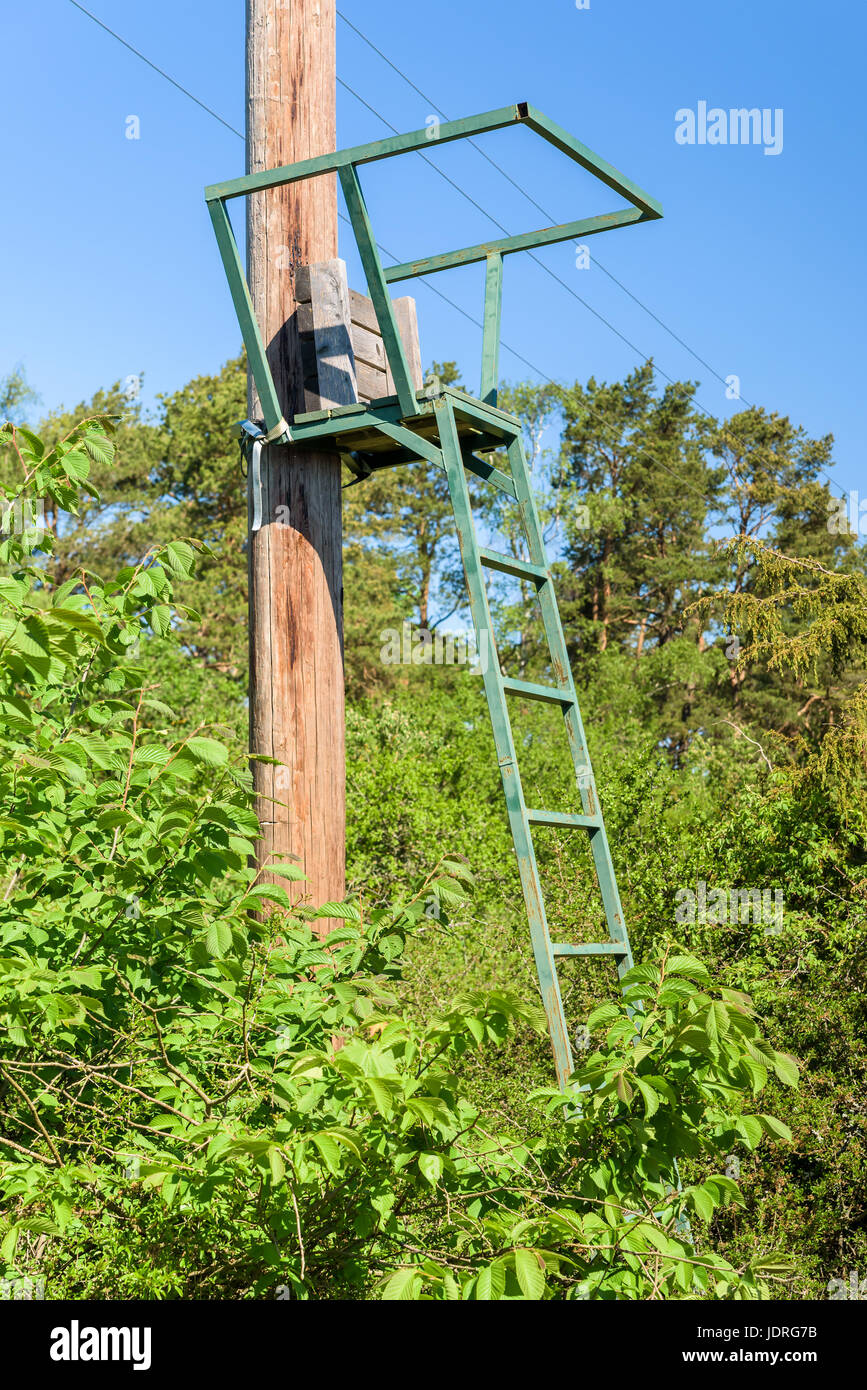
[204,101,662,438]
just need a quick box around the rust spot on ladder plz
[543,983,572,1089]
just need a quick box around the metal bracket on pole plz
[237,418,287,532]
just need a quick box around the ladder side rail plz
[504,436,594,798]
[505,435,633,969]
[434,398,574,1087]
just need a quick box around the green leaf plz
[690,1186,716,1223]
[666,954,712,982]
[751,1253,795,1276]
[20,1216,61,1236]
[735,1115,763,1150]
[96,808,134,830]
[633,1076,660,1117]
[770,1052,799,1088]
[150,605,172,637]
[310,1133,342,1174]
[739,1054,768,1094]
[587,1002,620,1030]
[164,540,195,576]
[15,427,44,459]
[49,607,105,639]
[186,737,229,766]
[706,1000,730,1044]
[364,1077,399,1117]
[135,744,172,766]
[514,1248,545,1299]
[61,448,90,481]
[241,884,294,911]
[417,1152,443,1186]
[1,1226,20,1262]
[204,920,233,958]
[758,1114,793,1143]
[615,1073,633,1104]
[82,431,115,466]
[266,862,308,883]
[475,1260,506,1301]
[438,858,474,885]
[382,1267,419,1301]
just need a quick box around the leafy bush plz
[0,419,797,1300]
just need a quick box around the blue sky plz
[2,0,864,499]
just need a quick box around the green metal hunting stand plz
[205,102,663,1090]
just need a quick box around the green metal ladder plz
[434,394,632,1088]
[206,102,662,1089]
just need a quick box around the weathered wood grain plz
[308,260,357,408]
[389,297,423,392]
[300,269,422,405]
[246,0,345,931]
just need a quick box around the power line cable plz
[67,2,244,139]
[336,8,847,505]
[336,72,829,516]
[65,0,697,408]
[336,8,751,405]
[60,7,559,386]
[336,76,692,394]
[58,2,731,503]
[65,1,839,512]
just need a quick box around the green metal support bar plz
[441,386,521,427]
[456,453,516,498]
[447,392,522,439]
[389,433,517,499]
[204,105,525,203]
[207,200,287,441]
[284,402,516,496]
[521,104,664,220]
[481,252,503,406]
[477,547,548,583]
[462,454,517,498]
[526,809,601,830]
[338,164,417,418]
[374,422,443,466]
[383,208,645,282]
[552,943,630,957]
[502,676,574,706]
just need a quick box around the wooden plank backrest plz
[295,259,422,412]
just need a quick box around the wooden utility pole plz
[246,0,344,916]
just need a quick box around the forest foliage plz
[0,351,863,1300]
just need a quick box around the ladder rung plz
[526,808,600,830]
[478,548,549,584]
[551,943,630,957]
[502,677,573,706]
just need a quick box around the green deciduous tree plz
[0,418,794,1301]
